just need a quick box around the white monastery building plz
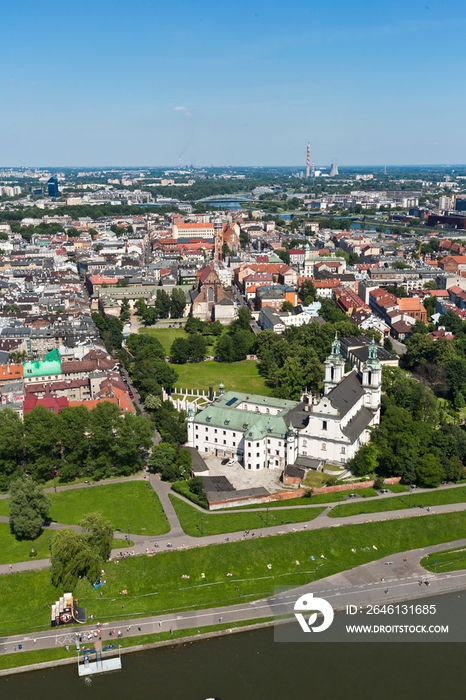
[187,336,382,469]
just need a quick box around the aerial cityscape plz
[1,0,466,698]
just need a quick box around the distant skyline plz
[1,0,466,167]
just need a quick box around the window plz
[255,406,259,413]
[223,430,226,435]
[248,464,251,470]
[322,421,327,430]
[341,447,346,454]
[302,451,307,456]
[266,407,270,414]
[205,448,208,452]
[275,460,279,466]
[223,440,226,445]
[278,442,281,446]
[256,453,260,457]
[214,429,217,434]
[256,442,259,447]
[248,442,251,447]
[233,442,236,447]
[302,439,307,447]
[248,452,251,458]
[205,427,208,431]
[233,432,236,437]
[275,450,279,456]
[267,439,271,445]
[322,443,327,451]
[214,438,218,443]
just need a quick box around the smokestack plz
[306,142,310,178]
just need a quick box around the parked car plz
[221,458,229,465]
[227,459,235,466]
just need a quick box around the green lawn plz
[139,326,187,354]
[328,485,466,518]
[48,482,170,535]
[301,471,328,488]
[169,360,270,395]
[386,484,408,493]
[0,522,132,566]
[0,498,8,516]
[169,494,326,536]
[421,546,466,573]
[0,523,52,564]
[2,511,466,637]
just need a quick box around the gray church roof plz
[326,370,365,418]
[342,407,375,443]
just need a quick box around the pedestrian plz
[137,626,141,632]
[33,638,37,645]
[8,564,12,572]
[219,617,223,622]
[159,621,162,628]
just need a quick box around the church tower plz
[361,338,382,411]
[323,333,345,395]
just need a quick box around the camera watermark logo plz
[294,593,334,633]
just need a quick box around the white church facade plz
[187,336,382,470]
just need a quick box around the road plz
[2,537,466,656]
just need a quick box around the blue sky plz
[1,0,465,166]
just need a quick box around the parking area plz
[202,454,284,493]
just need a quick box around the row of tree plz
[134,288,186,325]
[0,402,153,488]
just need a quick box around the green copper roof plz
[194,391,297,440]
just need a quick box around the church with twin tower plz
[187,336,382,470]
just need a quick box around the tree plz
[281,300,294,312]
[170,288,186,318]
[236,306,252,331]
[423,280,438,290]
[0,409,24,489]
[135,297,148,317]
[188,333,207,362]
[51,528,102,590]
[58,406,90,482]
[144,394,162,411]
[298,280,316,306]
[119,297,131,321]
[154,289,171,319]
[170,337,190,364]
[79,512,114,561]
[24,406,61,481]
[415,455,444,488]
[9,478,51,540]
[216,335,236,362]
[149,442,176,474]
[347,443,378,477]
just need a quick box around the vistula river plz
[1,592,464,700]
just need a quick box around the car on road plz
[128,391,134,399]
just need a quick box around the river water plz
[1,592,464,700]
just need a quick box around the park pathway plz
[2,498,466,576]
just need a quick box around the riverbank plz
[0,617,278,677]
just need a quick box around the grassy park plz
[328,485,466,518]
[47,482,170,535]
[1,510,466,637]
[139,326,187,354]
[168,494,326,536]
[169,359,270,395]
[421,546,466,573]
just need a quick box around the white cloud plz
[173,106,192,117]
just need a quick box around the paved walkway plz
[2,537,466,656]
[2,493,466,576]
